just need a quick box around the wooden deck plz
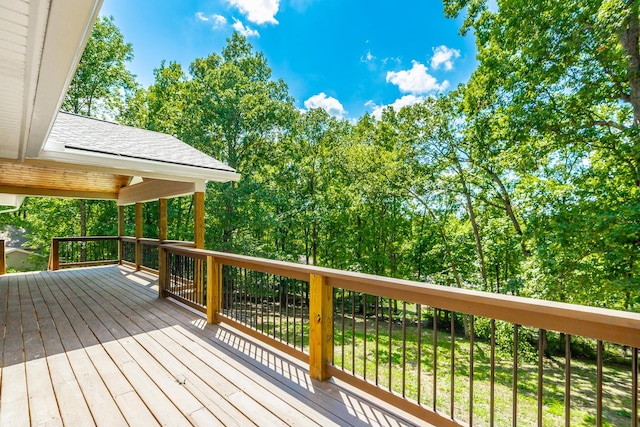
[0,265,425,426]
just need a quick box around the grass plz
[222,295,636,426]
[332,313,635,427]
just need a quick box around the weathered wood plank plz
[18,275,38,333]
[25,356,62,426]
[0,364,30,426]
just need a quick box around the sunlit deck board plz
[0,265,425,427]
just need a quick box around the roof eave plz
[22,0,104,160]
[34,146,241,183]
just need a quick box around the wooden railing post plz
[309,274,333,381]
[50,239,60,271]
[117,206,125,264]
[135,202,143,270]
[0,240,5,275]
[207,255,221,324]
[194,192,205,302]
[158,199,167,298]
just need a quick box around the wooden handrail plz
[138,238,160,246]
[53,236,120,242]
[160,243,640,348]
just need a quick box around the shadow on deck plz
[0,265,425,426]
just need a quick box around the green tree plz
[444,0,640,309]
[183,33,295,251]
[62,15,137,118]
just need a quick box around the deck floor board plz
[0,265,424,427]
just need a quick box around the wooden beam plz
[194,192,205,249]
[135,203,143,270]
[309,274,333,381]
[118,179,195,206]
[0,185,118,200]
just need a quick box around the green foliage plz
[62,15,138,118]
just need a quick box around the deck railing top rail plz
[52,236,120,242]
[161,243,640,349]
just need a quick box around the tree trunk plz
[621,5,640,127]
[484,166,530,257]
[454,156,488,287]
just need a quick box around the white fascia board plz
[23,0,104,159]
[18,0,51,161]
[36,146,241,183]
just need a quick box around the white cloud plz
[386,61,449,94]
[232,19,259,37]
[431,45,461,71]
[361,50,375,63]
[382,57,401,66]
[226,0,280,25]
[303,93,346,118]
[366,95,425,120]
[212,14,227,28]
[196,13,228,29]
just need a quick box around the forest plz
[2,0,639,314]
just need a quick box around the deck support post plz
[158,199,168,297]
[194,192,205,303]
[49,239,60,271]
[309,274,333,381]
[117,205,124,264]
[194,192,205,249]
[207,255,221,324]
[135,202,143,270]
[0,239,5,275]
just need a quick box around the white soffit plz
[0,0,103,162]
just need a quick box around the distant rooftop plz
[48,112,235,173]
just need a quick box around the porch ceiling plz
[0,161,129,200]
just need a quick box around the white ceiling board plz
[0,0,29,161]
[23,0,103,159]
[0,0,29,15]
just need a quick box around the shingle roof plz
[48,112,236,173]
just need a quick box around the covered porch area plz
[0,264,422,426]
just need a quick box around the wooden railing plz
[48,236,120,270]
[48,237,640,425]
[50,236,194,271]
[160,244,640,427]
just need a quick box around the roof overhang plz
[36,143,240,183]
[0,0,240,208]
[0,0,103,161]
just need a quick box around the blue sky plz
[101,0,477,120]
